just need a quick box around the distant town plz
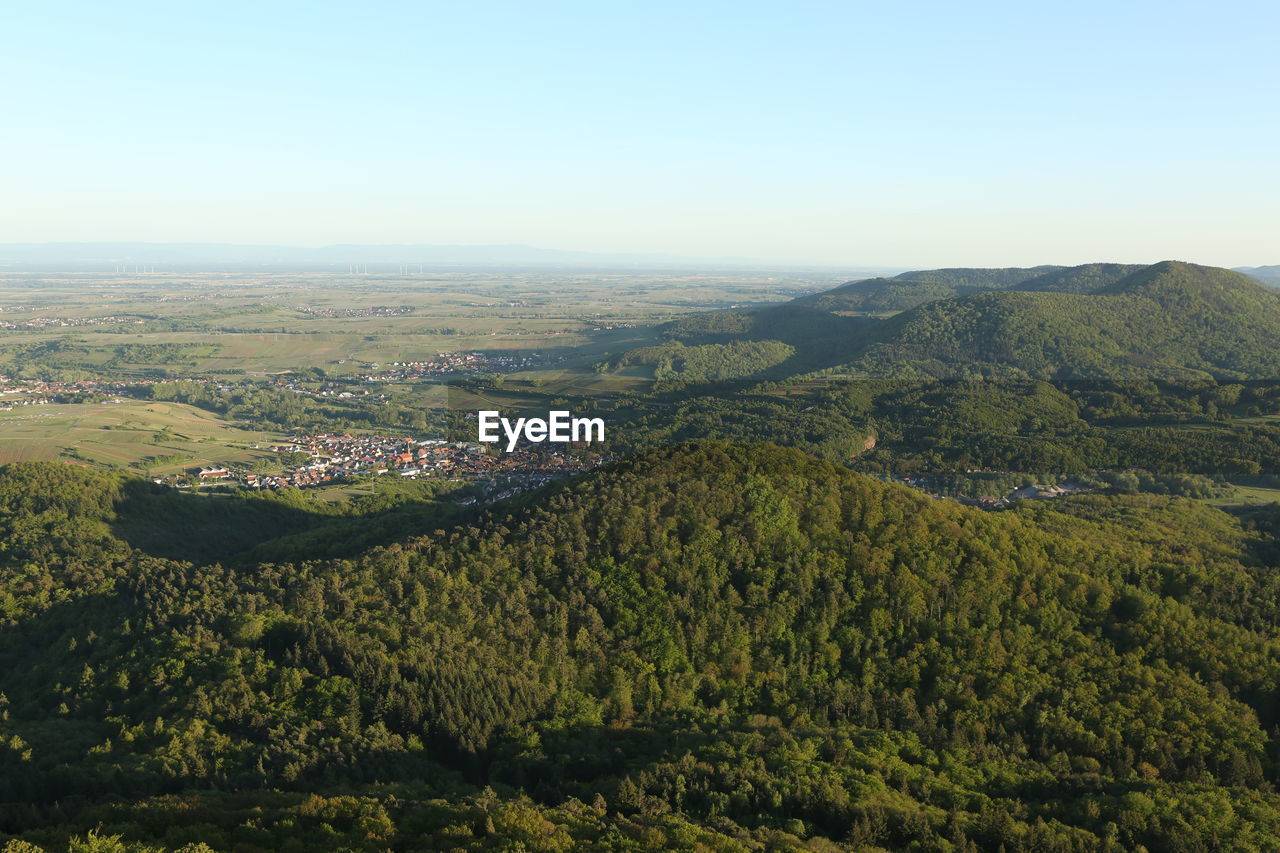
[362,350,556,381]
[0,376,157,398]
[179,432,601,504]
[295,304,415,318]
[0,314,146,329]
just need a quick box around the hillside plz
[653,261,1280,383]
[795,266,1063,313]
[816,261,1280,380]
[4,445,1280,849]
[1237,265,1280,285]
[771,262,1147,316]
[1007,262,1145,294]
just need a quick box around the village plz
[0,396,52,411]
[0,314,145,330]
[0,375,167,398]
[362,350,553,381]
[295,304,415,318]
[888,470,1091,508]
[182,431,601,503]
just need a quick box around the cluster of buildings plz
[888,472,1089,509]
[960,482,1088,509]
[176,432,599,501]
[155,292,227,302]
[0,305,53,313]
[364,351,547,381]
[0,396,52,411]
[0,376,168,398]
[265,376,371,399]
[0,315,145,330]
[295,305,415,318]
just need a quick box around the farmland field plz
[0,269,836,377]
[0,399,287,473]
[0,268,843,476]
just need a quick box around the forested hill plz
[812,261,1280,381]
[4,446,1280,849]
[794,263,1147,314]
[795,266,1061,313]
[1007,263,1146,294]
[654,261,1280,382]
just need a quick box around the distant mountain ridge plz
[1236,265,1280,285]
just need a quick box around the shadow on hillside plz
[110,478,343,564]
[479,717,719,795]
[1222,503,1280,567]
[747,307,884,379]
[110,478,472,566]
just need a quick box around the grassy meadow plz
[0,399,286,473]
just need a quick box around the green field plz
[0,399,287,473]
[1206,483,1280,506]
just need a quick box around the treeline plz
[598,377,1280,491]
[851,378,1280,481]
[0,341,218,380]
[599,339,795,385]
[604,383,875,463]
[141,380,439,433]
[109,344,215,366]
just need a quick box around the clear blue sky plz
[4,1,1277,267]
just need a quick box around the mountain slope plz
[3,446,1280,849]
[791,263,1153,314]
[889,265,1065,287]
[644,261,1280,383]
[1237,264,1280,286]
[819,261,1280,380]
[796,265,1063,313]
[1008,262,1146,293]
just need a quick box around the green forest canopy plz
[4,444,1280,850]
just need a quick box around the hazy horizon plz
[0,240,1273,275]
[4,1,1278,268]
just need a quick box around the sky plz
[3,0,1278,268]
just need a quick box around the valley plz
[5,261,1280,851]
